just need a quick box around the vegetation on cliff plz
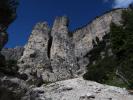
[84,8,133,89]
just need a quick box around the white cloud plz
[104,0,133,8]
[113,0,133,8]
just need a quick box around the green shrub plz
[83,56,117,83]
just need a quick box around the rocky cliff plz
[3,1,133,100]
[18,8,124,84]
[0,9,133,100]
[73,9,123,68]
[1,8,133,100]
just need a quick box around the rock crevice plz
[47,31,53,59]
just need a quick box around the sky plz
[5,0,133,48]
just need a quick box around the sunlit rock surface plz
[24,77,133,100]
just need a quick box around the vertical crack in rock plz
[47,31,53,59]
[47,31,54,73]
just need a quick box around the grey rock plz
[0,75,29,100]
[0,8,132,100]
[18,17,79,83]
[72,9,123,71]
[18,22,52,84]
[50,16,79,81]
[25,77,133,100]
[1,47,24,61]
[18,9,125,84]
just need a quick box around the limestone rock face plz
[24,77,133,100]
[18,22,51,83]
[18,17,79,83]
[18,9,124,83]
[1,47,24,61]
[73,9,123,69]
[50,16,79,81]
[1,8,131,100]
[0,75,29,100]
